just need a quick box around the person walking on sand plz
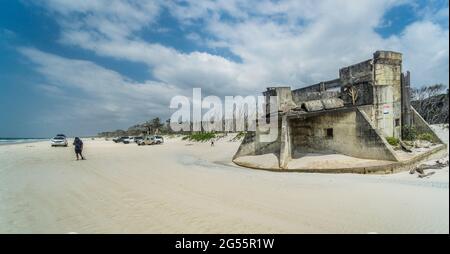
[73,137,85,160]
[211,139,215,147]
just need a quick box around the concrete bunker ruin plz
[233,51,447,173]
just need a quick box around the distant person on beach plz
[73,137,85,160]
[211,139,215,147]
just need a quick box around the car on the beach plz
[134,136,143,143]
[113,136,129,143]
[123,136,136,144]
[137,135,164,146]
[50,135,68,147]
[137,136,151,145]
[154,136,164,144]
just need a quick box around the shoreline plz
[0,139,50,146]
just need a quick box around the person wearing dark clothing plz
[73,137,85,160]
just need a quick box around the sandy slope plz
[0,128,448,234]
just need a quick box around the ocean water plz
[0,138,48,145]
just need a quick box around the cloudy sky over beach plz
[0,0,448,137]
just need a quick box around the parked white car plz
[137,135,164,145]
[154,136,164,144]
[50,135,68,147]
[134,136,144,143]
[123,136,138,144]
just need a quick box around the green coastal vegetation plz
[182,132,216,142]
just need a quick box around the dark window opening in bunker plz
[395,118,400,127]
[326,128,333,138]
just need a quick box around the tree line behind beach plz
[97,117,171,137]
[411,84,449,125]
[97,84,449,138]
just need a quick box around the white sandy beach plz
[0,127,448,234]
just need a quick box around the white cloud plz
[392,21,449,87]
[20,47,182,126]
[36,0,449,88]
[22,0,449,134]
[36,0,160,38]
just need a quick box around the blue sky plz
[0,0,448,138]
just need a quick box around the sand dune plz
[0,129,448,233]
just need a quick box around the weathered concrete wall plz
[341,82,374,106]
[233,131,257,159]
[292,91,340,105]
[338,51,402,139]
[373,85,397,137]
[339,59,373,87]
[372,51,402,139]
[357,104,376,121]
[289,108,399,161]
[373,51,402,86]
[264,87,296,113]
[233,118,282,160]
[292,79,340,94]
[233,132,282,159]
[279,114,292,168]
[356,109,400,161]
[401,71,412,130]
[339,59,375,106]
[291,79,341,105]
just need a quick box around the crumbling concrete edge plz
[356,108,401,162]
[233,144,447,174]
